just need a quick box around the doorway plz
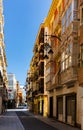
[49,96,53,117]
[66,94,76,126]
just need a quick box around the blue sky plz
[3,0,52,85]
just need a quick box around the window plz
[62,3,72,33]
[61,44,72,71]
[62,17,65,33]
[73,0,78,10]
[61,52,65,71]
[68,4,72,24]
[8,80,13,86]
[73,0,78,20]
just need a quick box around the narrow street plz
[16,111,58,130]
[0,109,80,130]
[0,109,58,130]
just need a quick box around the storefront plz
[57,96,63,121]
[56,93,76,126]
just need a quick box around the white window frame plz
[61,44,72,71]
[62,3,73,33]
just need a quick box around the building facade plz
[15,81,20,107]
[44,0,83,128]
[33,24,48,116]
[26,0,83,129]
[78,0,83,129]
[26,24,48,116]
[44,0,62,119]
[0,0,8,114]
[45,0,83,126]
[7,73,17,108]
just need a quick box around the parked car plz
[17,105,24,109]
[17,104,28,109]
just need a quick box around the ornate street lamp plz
[44,34,61,41]
[41,33,61,60]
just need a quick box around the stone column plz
[63,95,66,122]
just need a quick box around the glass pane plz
[69,56,72,66]
[74,0,78,10]
[66,58,68,69]
[61,62,65,71]
[61,52,65,61]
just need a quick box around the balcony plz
[45,63,54,76]
[38,43,44,51]
[39,55,44,61]
[38,62,44,77]
[45,73,54,91]
[39,28,44,43]
[61,67,77,87]
[46,69,62,91]
[45,74,51,83]
[27,90,32,99]
[34,85,44,96]
[32,90,38,97]
[45,68,50,76]
[51,71,62,89]
[46,81,52,91]
[36,78,44,95]
[73,10,78,20]
[37,87,44,94]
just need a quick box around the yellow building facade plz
[44,0,62,118]
[27,0,83,128]
[44,0,83,128]
[0,0,8,114]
